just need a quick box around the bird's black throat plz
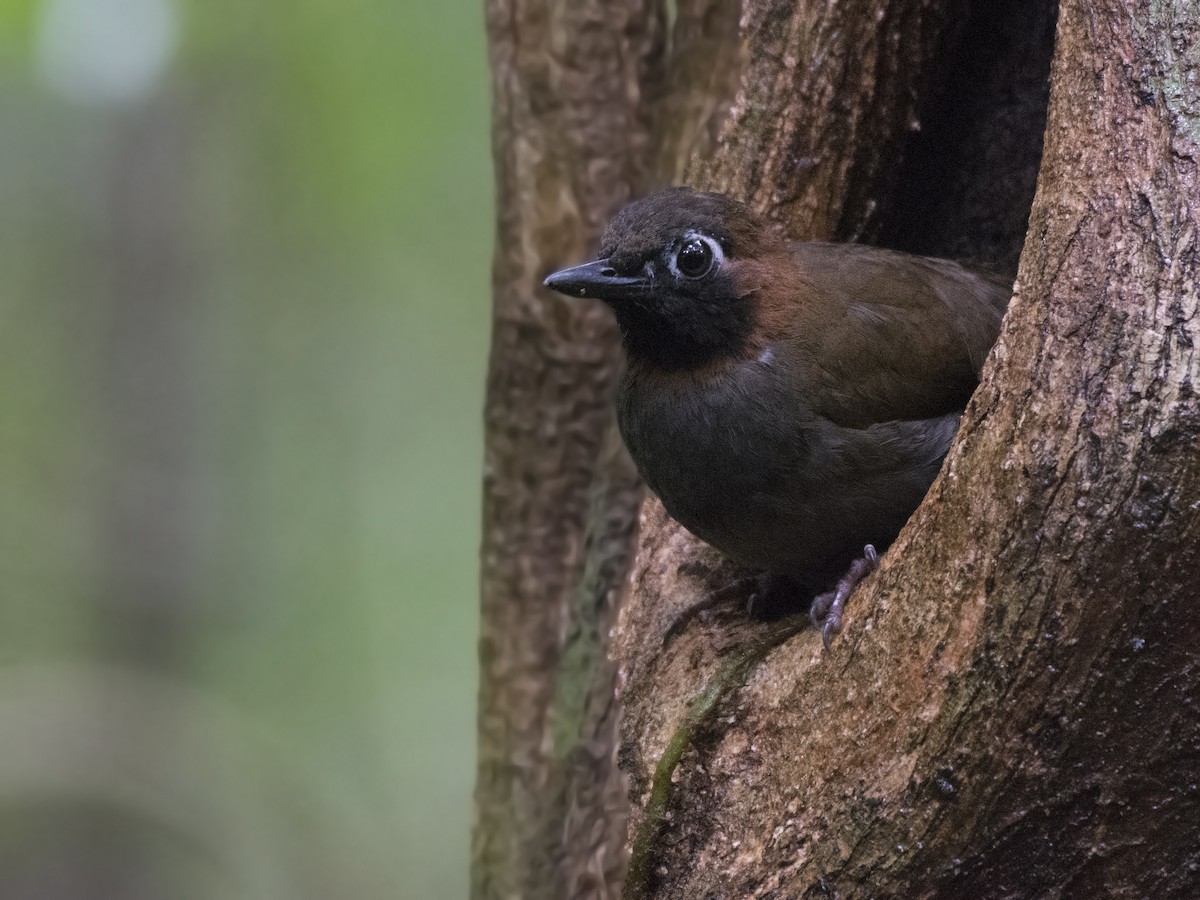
[610,280,757,371]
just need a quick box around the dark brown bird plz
[544,188,1009,647]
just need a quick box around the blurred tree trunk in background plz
[98,102,203,671]
[475,0,1200,897]
[16,99,205,900]
[98,100,201,900]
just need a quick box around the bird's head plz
[544,187,781,370]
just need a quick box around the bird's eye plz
[674,236,718,279]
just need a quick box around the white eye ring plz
[667,231,724,280]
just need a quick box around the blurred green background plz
[0,0,489,897]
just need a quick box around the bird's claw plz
[810,544,880,651]
[821,617,840,652]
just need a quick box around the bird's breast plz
[617,356,815,555]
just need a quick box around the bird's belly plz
[649,459,860,579]
[618,371,957,583]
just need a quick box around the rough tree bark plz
[476,0,1199,897]
[473,2,657,897]
[616,0,1200,897]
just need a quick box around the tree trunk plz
[615,0,1200,897]
[473,2,658,897]
[476,0,1200,896]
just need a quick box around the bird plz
[543,187,1010,648]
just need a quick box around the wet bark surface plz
[476,0,1200,896]
[613,0,1200,896]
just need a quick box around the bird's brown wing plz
[783,242,1011,429]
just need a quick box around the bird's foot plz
[663,572,790,646]
[663,574,759,646]
[809,545,879,651]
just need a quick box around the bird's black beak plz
[543,259,647,303]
